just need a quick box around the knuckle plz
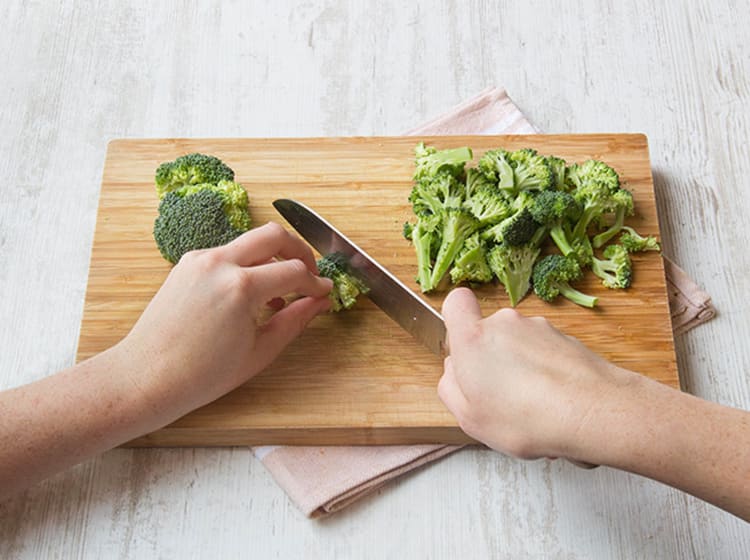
[284,258,308,276]
[263,221,287,238]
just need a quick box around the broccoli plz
[619,226,660,253]
[592,188,634,248]
[155,153,235,199]
[317,252,370,312]
[528,190,581,256]
[463,181,512,226]
[481,191,541,246]
[429,207,479,291]
[591,244,632,289]
[477,149,515,194]
[450,233,493,284]
[409,173,466,215]
[413,143,473,181]
[570,180,622,241]
[153,180,252,264]
[532,254,598,308]
[507,148,554,191]
[565,159,620,192]
[545,155,568,190]
[407,212,442,290]
[488,242,541,307]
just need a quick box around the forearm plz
[578,371,750,521]
[0,343,172,500]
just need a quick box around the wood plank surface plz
[76,134,676,446]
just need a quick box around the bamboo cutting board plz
[77,135,677,446]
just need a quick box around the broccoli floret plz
[450,234,493,284]
[410,173,466,215]
[592,188,635,248]
[155,153,235,199]
[464,181,512,226]
[488,242,541,307]
[570,180,621,241]
[565,159,620,192]
[569,236,594,268]
[428,207,479,291]
[532,254,598,308]
[507,148,553,191]
[413,143,473,181]
[153,181,251,264]
[477,149,515,194]
[317,252,370,312]
[545,155,568,190]
[481,206,539,247]
[408,212,442,290]
[591,244,632,289]
[619,226,661,252]
[528,190,581,256]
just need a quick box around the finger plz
[253,296,331,371]
[222,222,319,272]
[245,259,333,300]
[266,297,286,312]
[437,358,469,418]
[441,287,483,351]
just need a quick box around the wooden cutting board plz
[77,134,678,446]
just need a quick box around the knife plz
[273,198,447,355]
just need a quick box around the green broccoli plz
[406,212,442,290]
[532,254,598,308]
[507,148,554,191]
[488,242,541,307]
[316,252,370,312]
[413,143,473,181]
[619,226,660,253]
[481,196,541,247]
[570,180,622,241]
[155,153,235,199]
[450,233,493,284]
[463,181,512,226]
[528,190,581,256]
[429,207,479,291]
[565,159,620,192]
[477,149,515,194]
[153,180,251,264]
[545,155,568,190]
[592,188,634,248]
[591,244,632,289]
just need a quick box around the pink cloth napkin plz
[253,87,716,517]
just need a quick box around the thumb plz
[442,288,483,355]
[253,296,330,372]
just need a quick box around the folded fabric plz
[254,86,716,517]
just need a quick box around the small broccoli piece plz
[545,155,568,190]
[592,188,635,248]
[570,180,621,241]
[488,242,541,307]
[477,149,515,194]
[413,143,473,181]
[450,234,493,284]
[408,212,442,290]
[507,148,554,191]
[155,153,235,199]
[464,181,512,226]
[153,181,251,264]
[565,159,620,192]
[569,236,594,268]
[428,207,479,291]
[591,244,632,289]
[532,254,598,308]
[317,252,370,312]
[481,206,539,247]
[619,226,660,252]
[528,190,581,256]
[410,173,466,215]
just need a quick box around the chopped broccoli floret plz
[591,244,632,289]
[155,153,235,199]
[565,159,620,192]
[450,234,493,284]
[532,254,598,308]
[413,143,473,181]
[592,188,635,248]
[477,149,515,194]
[528,190,581,256]
[317,252,370,312]
[482,206,539,247]
[429,207,479,291]
[488,242,541,307]
[508,148,554,191]
[463,181,512,226]
[619,226,660,253]
[153,181,251,264]
[545,155,568,190]
[408,212,442,290]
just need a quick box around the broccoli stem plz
[572,207,597,241]
[592,207,627,248]
[549,225,574,256]
[558,284,599,308]
[412,227,434,291]
[430,237,464,290]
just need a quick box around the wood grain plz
[76,134,676,446]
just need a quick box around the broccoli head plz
[507,148,554,191]
[545,155,568,190]
[565,159,620,192]
[153,180,251,264]
[477,149,515,194]
[428,207,479,291]
[488,242,541,307]
[450,233,493,284]
[619,226,660,252]
[155,153,235,199]
[592,188,635,248]
[463,181,512,226]
[413,143,473,182]
[316,252,370,312]
[528,190,581,256]
[591,244,632,289]
[532,254,598,308]
[481,206,540,247]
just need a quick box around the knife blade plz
[273,198,447,355]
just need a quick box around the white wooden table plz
[1,2,748,557]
